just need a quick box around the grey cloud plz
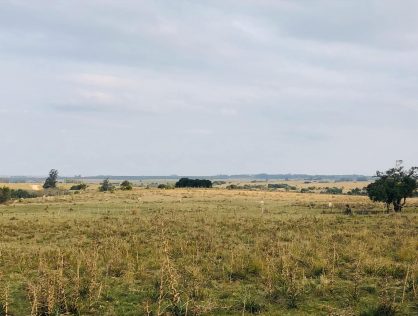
[0,0,417,175]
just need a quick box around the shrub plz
[10,189,38,199]
[70,183,87,190]
[120,180,133,190]
[0,186,11,203]
[347,188,367,196]
[158,184,174,189]
[99,178,114,192]
[321,187,343,195]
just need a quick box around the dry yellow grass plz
[0,186,417,315]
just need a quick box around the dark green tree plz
[99,178,114,192]
[366,166,417,212]
[0,186,11,203]
[120,180,133,190]
[43,169,59,189]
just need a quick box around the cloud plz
[0,0,417,175]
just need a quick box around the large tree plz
[43,169,59,189]
[366,166,417,212]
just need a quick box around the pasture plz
[0,183,417,315]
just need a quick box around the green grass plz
[0,188,417,315]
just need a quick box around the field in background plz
[0,185,417,315]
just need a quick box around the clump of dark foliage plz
[175,178,212,188]
[70,183,88,190]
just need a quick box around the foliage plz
[0,186,11,203]
[268,183,297,191]
[157,183,174,189]
[1,187,39,203]
[99,178,114,192]
[43,169,58,189]
[70,183,88,190]
[300,188,312,193]
[120,180,133,191]
[10,189,38,199]
[347,187,367,196]
[175,178,212,188]
[321,187,343,195]
[366,166,417,212]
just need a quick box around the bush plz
[158,184,174,189]
[268,183,298,191]
[300,188,312,193]
[70,183,87,190]
[120,180,133,191]
[347,188,367,196]
[321,187,343,195]
[99,178,114,192]
[10,189,38,199]
[175,178,212,188]
[0,186,11,203]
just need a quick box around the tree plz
[366,166,417,212]
[0,186,11,204]
[99,178,114,192]
[120,180,133,190]
[43,169,58,189]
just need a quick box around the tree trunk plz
[393,200,402,212]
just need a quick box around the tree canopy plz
[366,166,417,212]
[43,169,58,189]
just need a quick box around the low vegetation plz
[70,183,88,191]
[0,185,416,315]
[120,180,133,191]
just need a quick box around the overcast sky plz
[1,0,417,176]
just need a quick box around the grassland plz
[0,183,417,315]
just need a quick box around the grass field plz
[0,184,417,315]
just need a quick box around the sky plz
[1,0,417,176]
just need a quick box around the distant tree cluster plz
[175,178,212,188]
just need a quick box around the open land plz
[0,182,417,315]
